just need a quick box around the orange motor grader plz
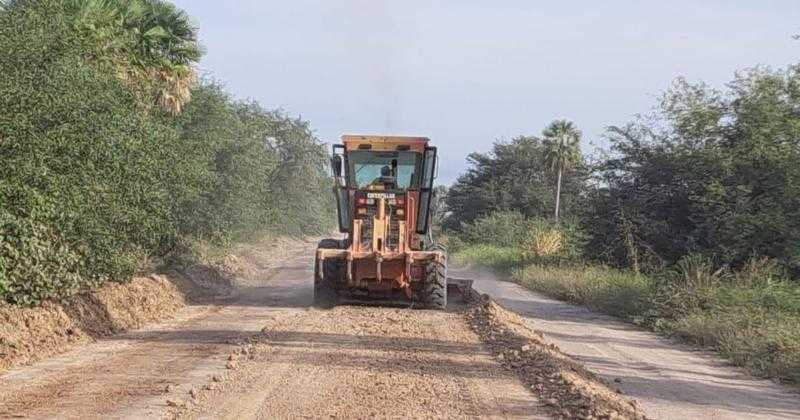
[314,135,447,309]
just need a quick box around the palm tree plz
[64,0,202,114]
[132,0,202,114]
[542,119,582,222]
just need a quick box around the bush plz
[452,245,525,273]
[452,212,585,265]
[0,2,333,305]
[0,3,182,302]
[457,211,530,247]
[523,217,585,264]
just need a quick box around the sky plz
[172,0,799,185]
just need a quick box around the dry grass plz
[526,228,562,257]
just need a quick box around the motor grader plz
[314,135,448,309]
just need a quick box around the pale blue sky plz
[173,0,799,184]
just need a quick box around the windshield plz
[348,151,420,189]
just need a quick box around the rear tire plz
[419,258,447,310]
[313,239,342,308]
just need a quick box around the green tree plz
[0,1,333,305]
[0,0,184,303]
[586,70,800,275]
[61,0,202,114]
[445,136,587,231]
[542,120,583,222]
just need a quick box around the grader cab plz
[314,135,448,309]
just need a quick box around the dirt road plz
[463,268,800,420]
[0,240,547,419]
[4,240,793,419]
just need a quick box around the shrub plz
[735,257,786,286]
[452,245,525,273]
[458,211,530,247]
[523,217,585,264]
[674,254,728,288]
[526,224,562,257]
[0,2,333,305]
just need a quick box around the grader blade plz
[446,277,474,302]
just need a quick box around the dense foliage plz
[444,135,587,231]
[169,84,334,243]
[587,71,800,275]
[0,0,333,305]
[446,68,800,280]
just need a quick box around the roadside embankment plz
[0,267,232,374]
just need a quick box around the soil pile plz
[468,293,648,420]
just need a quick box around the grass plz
[451,244,526,274]
[454,244,800,385]
[516,264,654,319]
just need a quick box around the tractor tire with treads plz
[313,239,342,308]
[419,259,447,310]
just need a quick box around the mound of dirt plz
[0,275,185,373]
[218,236,319,284]
[169,265,235,303]
[0,258,239,375]
[0,233,300,375]
[467,294,648,420]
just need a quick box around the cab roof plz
[341,135,429,152]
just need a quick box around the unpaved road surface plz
[0,241,546,419]
[4,240,797,420]
[463,268,800,420]
[180,306,545,419]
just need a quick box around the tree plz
[585,70,800,274]
[0,0,332,305]
[132,0,203,114]
[62,0,202,114]
[444,136,587,231]
[542,120,582,222]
